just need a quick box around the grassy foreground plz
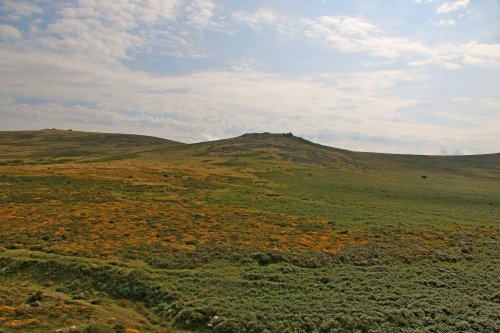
[0,130,498,332]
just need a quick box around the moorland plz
[0,129,498,332]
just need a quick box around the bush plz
[173,308,207,330]
[26,290,43,303]
[252,252,273,266]
[214,318,243,333]
[155,301,184,320]
[81,324,115,333]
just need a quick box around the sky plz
[0,0,499,154]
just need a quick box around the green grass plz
[1,249,498,332]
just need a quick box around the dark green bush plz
[173,308,207,329]
[81,324,115,333]
[26,290,43,303]
[214,318,244,333]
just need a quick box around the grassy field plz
[0,129,498,332]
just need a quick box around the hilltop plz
[0,130,499,332]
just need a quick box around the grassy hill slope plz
[0,131,498,332]
[0,129,182,165]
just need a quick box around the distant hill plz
[141,131,500,179]
[0,129,183,164]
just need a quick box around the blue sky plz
[0,0,499,154]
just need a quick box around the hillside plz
[0,129,182,164]
[0,130,499,333]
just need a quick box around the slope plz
[0,131,498,332]
[0,129,183,165]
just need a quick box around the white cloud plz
[230,11,499,70]
[3,0,203,66]
[436,19,456,26]
[0,0,43,20]
[436,0,469,14]
[302,15,500,69]
[2,0,226,63]
[232,9,293,35]
[312,71,428,96]
[452,97,500,110]
[409,41,500,69]
[186,0,218,28]
[233,9,280,27]
[37,0,184,64]
[414,0,433,3]
[303,16,428,59]
[315,16,377,36]
[0,24,22,39]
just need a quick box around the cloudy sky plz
[1,0,499,154]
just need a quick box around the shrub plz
[26,290,43,303]
[214,318,243,333]
[173,308,207,330]
[252,252,273,266]
[81,324,115,333]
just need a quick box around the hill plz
[0,131,498,332]
[0,129,182,165]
